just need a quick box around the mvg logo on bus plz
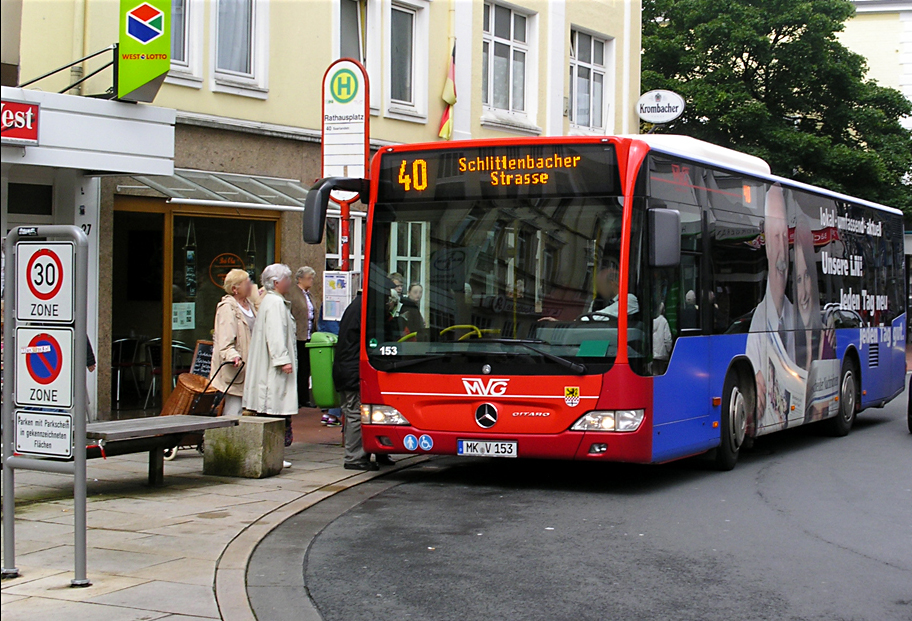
[462,378,510,396]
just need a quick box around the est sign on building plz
[0,100,40,146]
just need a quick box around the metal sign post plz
[2,225,90,587]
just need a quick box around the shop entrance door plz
[111,211,164,410]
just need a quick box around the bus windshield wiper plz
[476,338,588,374]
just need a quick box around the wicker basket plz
[161,373,219,417]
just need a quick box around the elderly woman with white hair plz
[210,269,257,417]
[243,263,299,462]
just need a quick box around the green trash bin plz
[307,332,341,408]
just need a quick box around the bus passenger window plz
[679,256,701,330]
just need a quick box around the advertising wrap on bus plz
[312,135,906,470]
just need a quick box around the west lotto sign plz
[17,242,74,323]
[15,327,74,408]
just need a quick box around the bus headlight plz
[571,410,644,432]
[361,404,411,426]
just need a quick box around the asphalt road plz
[250,396,912,621]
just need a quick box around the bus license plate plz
[457,440,517,458]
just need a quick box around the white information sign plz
[637,89,686,124]
[15,327,75,408]
[16,242,75,323]
[323,271,357,321]
[172,302,196,330]
[16,410,73,458]
[322,59,369,202]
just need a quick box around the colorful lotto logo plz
[126,3,164,44]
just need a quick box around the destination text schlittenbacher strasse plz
[458,154,582,186]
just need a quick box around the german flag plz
[438,41,456,140]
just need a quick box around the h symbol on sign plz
[337,75,353,97]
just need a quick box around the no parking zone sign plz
[17,242,74,323]
[15,327,74,408]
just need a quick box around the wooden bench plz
[85,415,237,486]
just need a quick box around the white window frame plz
[211,0,270,99]
[335,0,382,115]
[383,0,429,123]
[325,209,368,274]
[166,0,204,88]
[481,2,541,135]
[568,27,615,135]
[390,221,429,319]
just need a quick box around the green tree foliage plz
[642,0,912,213]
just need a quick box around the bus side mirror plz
[303,177,370,244]
[648,208,681,267]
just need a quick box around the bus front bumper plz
[361,426,652,463]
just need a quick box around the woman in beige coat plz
[210,269,257,416]
[243,264,298,459]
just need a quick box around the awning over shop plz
[129,169,309,212]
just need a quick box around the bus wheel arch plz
[714,358,755,471]
[824,351,860,437]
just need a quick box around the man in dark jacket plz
[333,291,377,470]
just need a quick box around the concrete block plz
[203,417,284,479]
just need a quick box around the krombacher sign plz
[117,0,171,102]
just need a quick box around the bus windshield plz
[365,194,635,374]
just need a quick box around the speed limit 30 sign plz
[17,242,74,323]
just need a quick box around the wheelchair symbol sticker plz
[418,435,434,451]
[403,434,418,451]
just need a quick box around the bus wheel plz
[715,372,748,471]
[824,360,857,437]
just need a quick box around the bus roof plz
[623,134,903,217]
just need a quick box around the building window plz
[340,0,366,62]
[569,29,608,130]
[326,213,367,273]
[383,0,428,122]
[482,3,528,113]
[171,0,187,64]
[167,0,202,87]
[390,5,415,104]
[216,0,253,75]
[212,0,269,98]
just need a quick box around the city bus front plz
[354,138,672,462]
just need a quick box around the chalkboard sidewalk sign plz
[190,340,213,377]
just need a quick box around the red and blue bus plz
[305,135,906,470]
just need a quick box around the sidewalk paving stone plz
[87,580,220,618]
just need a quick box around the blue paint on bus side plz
[652,316,906,464]
[652,334,748,463]
[845,315,907,408]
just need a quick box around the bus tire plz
[715,371,748,471]
[824,360,858,437]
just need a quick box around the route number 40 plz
[398,159,428,192]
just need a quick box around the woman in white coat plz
[243,264,298,463]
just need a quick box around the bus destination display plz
[378,143,620,202]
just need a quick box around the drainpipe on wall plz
[69,0,88,95]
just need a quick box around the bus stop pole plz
[340,198,353,272]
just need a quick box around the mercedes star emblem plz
[475,403,498,428]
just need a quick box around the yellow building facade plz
[839,0,912,129]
